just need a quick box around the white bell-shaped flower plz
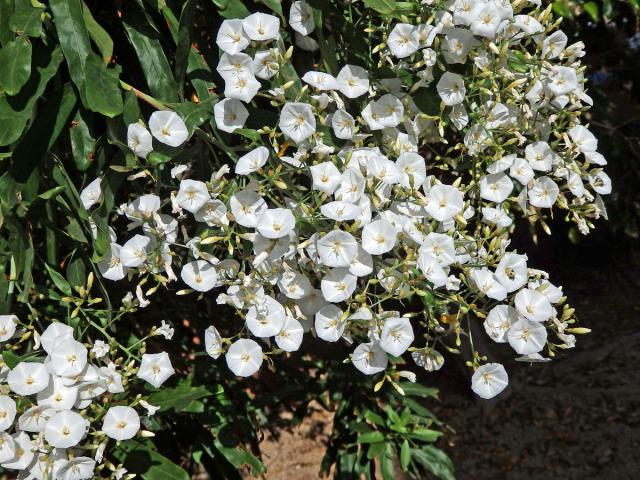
[509,157,534,185]
[8,362,49,396]
[44,410,88,448]
[127,123,153,158]
[302,71,339,91]
[320,201,359,222]
[352,342,388,375]
[48,338,88,377]
[569,125,597,153]
[482,207,513,228]
[515,288,554,322]
[2,432,35,470]
[275,316,304,352]
[0,315,17,343]
[18,405,55,432]
[149,111,188,147]
[545,66,578,96]
[137,352,175,388]
[194,199,229,227]
[528,176,559,208]
[335,168,365,202]
[279,102,316,143]
[120,234,150,268]
[479,173,513,203]
[437,72,466,105]
[388,23,420,58]
[256,208,296,239]
[484,304,517,343]
[425,184,464,221]
[102,406,140,441]
[471,363,509,399]
[315,305,345,342]
[525,141,554,172]
[0,432,15,463]
[235,146,270,175]
[277,270,312,300]
[242,12,280,41]
[246,296,286,338]
[380,317,414,357]
[37,376,78,411]
[349,247,373,277]
[217,52,253,78]
[176,179,210,213]
[79,178,103,210]
[181,260,219,292]
[0,396,16,431]
[223,71,261,103]
[336,65,369,98]
[225,338,263,377]
[214,98,249,133]
[331,109,356,140]
[253,49,280,79]
[317,230,358,267]
[216,19,250,54]
[420,233,456,266]
[289,1,315,35]
[589,171,612,195]
[40,323,74,355]
[507,318,548,355]
[417,254,448,288]
[495,252,528,292]
[230,189,268,228]
[396,152,426,188]
[56,457,95,480]
[321,268,357,303]
[310,161,341,194]
[361,219,397,255]
[204,326,224,359]
[98,243,125,281]
[471,268,507,301]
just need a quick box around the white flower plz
[139,399,160,416]
[589,171,612,195]
[484,305,517,343]
[156,320,174,340]
[569,125,597,153]
[214,98,249,133]
[396,152,426,188]
[230,189,268,228]
[317,230,358,267]
[515,288,554,322]
[8,362,49,396]
[279,102,316,143]
[242,12,280,41]
[388,23,420,58]
[256,208,296,239]
[418,254,448,288]
[149,111,188,147]
[412,349,444,372]
[495,252,528,292]
[0,396,16,431]
[176,179,210,213]
[91,339,109,358]
[331,109,356,140]
[315,305,345,342]
[120,234,150,268]
[507,318,548,355]
[57,457,96,480]
[310,161,341,194]
[509,157,534,185]
[225,338,263,377]
[275,316,304,352]
[471,363,509,399]
[40,322,74,354]
[321,201,359,222]
[102,406,140,441]
[253,49,280,79]
[137,352,175,388]
[217,52,253,77]
[470,3,503,39]
[368,94,404,128]
[545,66,578,96]
[420,232,456,266]
[380,317,414,357]
[127,123,153,158]
[437,72,466,106]
[36,377,78,411]
[224,71,261,103]
[302,71,339,91]
[471,268,507,301]
[235,146,270,175]
[246,296,286,337]
[99,243,126,281]
[321,268,357,303]
[525,141,554,172]
[479,173,513,203]
[425,184,464,221]
[44,410,88,448]
[528,176,559,208]
[48,338,88,377]
[0,432,14,463]
[181,260,219,292]
[352,342,388,374]
[336,64,369,99]
[18,404,54,433]
[278,270,312,299]
[349,247,374,277]
[361,219,397,255]
[289,1,315,35]
[204,326,224,359]
[79,178,102,210]
[3,432,35,470]
[216,19,250,54]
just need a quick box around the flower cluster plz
[85,0,608,404]
[0,307,174,478]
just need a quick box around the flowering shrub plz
[0,0,611,478]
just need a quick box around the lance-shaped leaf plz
[0,37,32,96]
[81,54,123,117]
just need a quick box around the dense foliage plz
[0,0,615,478]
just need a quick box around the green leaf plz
[0,44,63,146]
[258,0,283,16]
[173,101,212,136]
[401,383,438,398]
[381,443,394,480]
[0,37,32,96]
[0,0,14,46]
[44,263,72,296]
[583,1,599,21]
[69,109,96,171]
[174,0,196,98]
[366,441,385,460]
[38,186,66,200]
[411,446,455,480]
[82,1,113,64]
[49,0,92,92]
[213,439,266,475]
[552,0,574,19]
[413,88,441,116]
[359,431,385,444]
[148,377,212,412]
[115,439,190,480]
[2,350,20,369]
[122,4,179,103]
[363,0,398,15]
[210,0,250,18]
[82,54,123,117]
[10,0,43,37]
[400,439,411,471]
[408,429,442,442]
